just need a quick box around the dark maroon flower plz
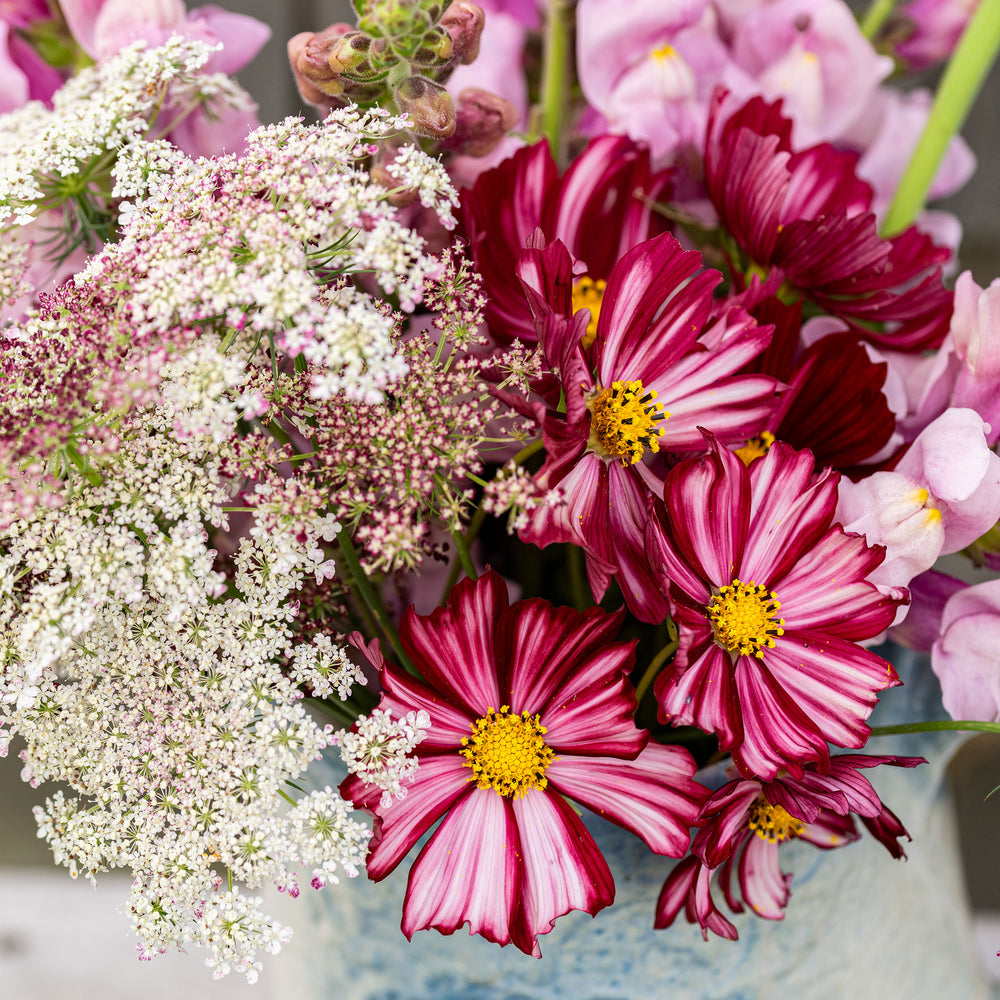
[458,135,671,345]
[704,89,953,351]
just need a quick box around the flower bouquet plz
[1,0,1000,989]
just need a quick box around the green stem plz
[336,528,417,676]
[859,0,899,40]
[538,0,572,167]
[634,637,678,706]
[882,0,1000,235]
[451,525,478,581]
[870,720,1000,736]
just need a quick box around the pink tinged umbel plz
[655,754,924,939]
[341,570,707,956]
[647,435,903,779]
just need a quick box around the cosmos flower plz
[341,570,707,956]
[656,754,923,939]
[509,231,781,621]
[646,434,904,779]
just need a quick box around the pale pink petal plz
[346,755,474,880]
[402,788,522,947]
[510,790,614,955]
[547,742,705,856]
[400,571,506,715]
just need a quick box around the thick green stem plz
[859,0,899,40]
[882,0,1000,235]
[870,720,1000,736]
[336,528,417,676]
[538,0,572,167]
[566,543,588,610]
[451,525,478,582]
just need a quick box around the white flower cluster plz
[0,35,252,226]
[289,635,367,701]
[83,105,459,403]
[481,461,566,534]
[337,708,431,809]
[0,341,378,982]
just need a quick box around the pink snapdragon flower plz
[510,233,781,620]
[0,14,63,110]
[890,0,978,70]
[837,408,1000,591]
[932,578,1000,720]
[900,271,1000,443]
[656,754,923,939]
[647,435,903,779]
[341,570,707,956]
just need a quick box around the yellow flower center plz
[747,797,804,844]
[572,276,606,350]
[587,379,668,466]
[707,579,785,659]
[735,431,775,467]
[459,706,553,799]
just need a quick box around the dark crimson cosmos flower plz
[704,89,953,351]
[457,134,671,345]
[341,570,707,956]
[655,754,924,939]
[507,232,782,622]
[732,284,897,474]
[646,435,905,779]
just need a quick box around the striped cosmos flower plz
[655,754,924,939]
[341,569,707,956]
[646,434,906,779]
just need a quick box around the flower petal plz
[736,834,789,920]
[509,789,615,956]
[547,742,705,857]
[402,788,522,948]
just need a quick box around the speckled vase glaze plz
[275,646,988,1000]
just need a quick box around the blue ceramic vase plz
[273,645,989,999]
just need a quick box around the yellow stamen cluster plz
[747,797,805,844]
[735,431,776,466]
[572,276,606,349]
[459,706,554,799]
[707,579,785,659]
[587,379,668,466]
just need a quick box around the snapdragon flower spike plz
[655,754,924,939]
[341,570,707,957]
[647,434,904,779]
[457,135,671,346]
[510,232,782,621]
[704,89,953,351]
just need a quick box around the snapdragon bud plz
[440,1,485,65]
[442,87,519,156]
[289,24,353,98]
[394,76,456,137]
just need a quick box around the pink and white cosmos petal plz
[731,659,829,779]
[740,443,840,584]
[662,445,750,587]
[510,790,615,956]
[762,634,898,751]
[347,755,474,880]
[538,645,646,758]
[646,501,714,604]
[402,788,522,948]
[797,812,858,850]
[499,599,625,716]
[656,643,743,750]
[379,666,476,752]
[655,855,740,940]
[546,743,705,857]
[594,234,706,383]
[775,529,898,639]
[399,571,506,716]
[736,834,790,919]
[694,781,762,868]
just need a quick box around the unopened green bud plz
[394,75,456,137]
